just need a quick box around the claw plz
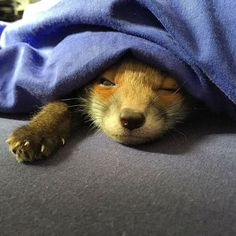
[13,141,21,149]
[16,156,24,163]
[41,144,45,153]
[24,141,30,147]
[61,138,65,145]
[6,137,14,144]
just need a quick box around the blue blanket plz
[0,0,236,118]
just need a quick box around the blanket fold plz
[0,0,235,118]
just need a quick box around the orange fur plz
[7,57,190,162]
[92,59,182,107]
[83,58,189,145]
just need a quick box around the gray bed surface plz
[0,112,235,236]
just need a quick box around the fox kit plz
[7,58,190,162]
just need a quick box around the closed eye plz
[159,87,179,92]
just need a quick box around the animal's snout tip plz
[120,108,145,131]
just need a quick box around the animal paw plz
[6,125,66,163]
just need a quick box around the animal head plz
[81,58,189,145]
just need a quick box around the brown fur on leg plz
[7,101,71,162]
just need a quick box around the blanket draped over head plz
[0,0,236,118]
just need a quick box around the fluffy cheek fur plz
[81,58,190,145]
[86,92,187,145]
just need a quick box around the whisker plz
[60,98,80,101]
[172,87,182,95]
[67,104,81,108]
[172,128,187,140]
[94,129,103,136]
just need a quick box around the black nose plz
[120,108,145,131]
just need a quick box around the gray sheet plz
[0,112,235,236]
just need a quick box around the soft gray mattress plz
[0,112,235,236]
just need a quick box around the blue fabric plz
[0,0,235,117]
